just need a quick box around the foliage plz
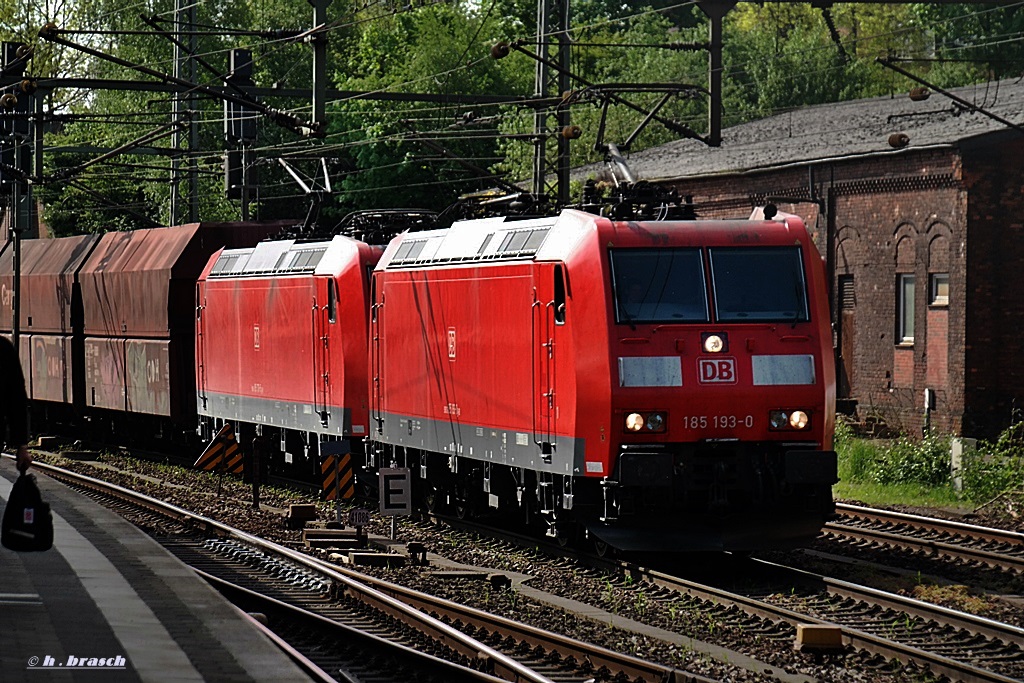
[909,3,1024,84]
[873,433,952,488]
[836,426,951,489]
[834,420,877,484]
[325,0,532,214]
[34,168,161,235]
[958,422,1024,503]
[8,0,1024,232]
[836,420,1024,506]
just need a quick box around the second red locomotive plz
[195,235,381,477]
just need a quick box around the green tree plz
[16,0,1024,234]
[324,0,533,215]
[909,3,1024,84]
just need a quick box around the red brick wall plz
[961,133,1024,437]
[894,347,915,388]
[664,147,971,437]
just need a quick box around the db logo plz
[698,357,737,384]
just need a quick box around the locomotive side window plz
[554,265,566,324]
[610,249,708,324]
[328,279,338,323]
[709,247,809,322]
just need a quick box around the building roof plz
[583,78,1024,183]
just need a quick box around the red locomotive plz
[369,209,836,551]
[195,235,381,477]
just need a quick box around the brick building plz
[586,79,1024,440]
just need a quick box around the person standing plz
[0,336,32,472]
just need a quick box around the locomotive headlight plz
[703,334,725,353]
[645,412,666,432]
[624,412,667,433]
[769,409,811,430]
[788,410,810,430]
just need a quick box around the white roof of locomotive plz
[377,210,606,269]
[208,236,361,277]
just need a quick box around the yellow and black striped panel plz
[223,440,244,476]
[194,423,242,476]
[338,453,354,500]
[321,455,337,500]
[321,453,355,501]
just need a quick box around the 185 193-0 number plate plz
[681,415,755,429]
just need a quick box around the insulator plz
[18,79,37,96]
[15,44,32,60]
[39,23,59,40]
[908,86,930,102]
[888,132,910,149]
[0,93,17,110]
[561,125,582,140]
[490,41,510,60]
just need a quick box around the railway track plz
[421,512,1024,683]
[619,557,1024,683]
[828,503,1024,574]
[36,461,711,683]
[34,453,1024,682]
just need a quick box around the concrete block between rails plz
[285,504,318,529]
[794,624,844,651]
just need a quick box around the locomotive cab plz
[591,220,838,550]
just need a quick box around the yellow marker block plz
[794,624,844,650]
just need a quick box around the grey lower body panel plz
[375,410,587,475]
[198,391,353,437]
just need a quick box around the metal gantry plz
[532,0,572,206]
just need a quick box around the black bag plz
[2,473,53,551]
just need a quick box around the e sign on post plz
[379,468,411,516]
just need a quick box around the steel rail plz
[299,552,713,683]
[751,557,1024,645]
[831,504,1024,573]
[32,461,557,683]
[234,608,343,683]
[824,524,1024,574]
[202,569,508,683]
[836,502,1024,546]
[419,511,1024,683]
[34,460,707,683]
[623,562,1024,683]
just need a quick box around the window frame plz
[608,247,710,325]
[897,273,915,345]
[929,273,949,307]
[708,246,811,323]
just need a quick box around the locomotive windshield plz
[611,246,810,324]
[611,248,709,323]
[709,246,809,322]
